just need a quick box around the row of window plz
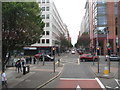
[39,0,49,3]
[38,39,50,44]
[43,31,50,35]
[42,14,49,19]
[42,7,50,11]
[45,22,50,27]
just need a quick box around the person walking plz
[1,71,7,88]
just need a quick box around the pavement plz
[90,56,119,79]
[0,54,64,89]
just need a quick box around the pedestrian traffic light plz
[107,47,111,55]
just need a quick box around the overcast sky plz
[53,0,86,45]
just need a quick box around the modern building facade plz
[82,0,120,55]
[24,0,70,55]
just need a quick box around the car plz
[34,53,53,61]
[78,51,83,55]
[80,54,98,62]
[71,50,75,54]
[106,54,120,61]
[40,55,54,61]
[34,53,42,59]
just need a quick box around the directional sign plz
[57,78,104,89]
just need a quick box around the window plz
[46,22,50,27]
[42,15,45,19]
[42,31,45,35]
[46,0,49,3]
[46,39,50,44]
[42,39,45,43]
[46,7,49,11]
[42,7,45,11]
[38,40,40,43]
[46,14,49,19]
[46,31,50,35]
[42,0,45,3]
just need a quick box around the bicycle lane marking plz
[56,78,105,89]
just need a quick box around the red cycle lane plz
[56,78,105,90]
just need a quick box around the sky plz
[53,0,86,45]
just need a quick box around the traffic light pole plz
[106,28,111,73]
[96,31,100,73]
[52,47,56,73]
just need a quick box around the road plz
[42,52,105,89]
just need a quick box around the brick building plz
[83,0,119,55]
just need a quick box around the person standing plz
[1,71,7,88]
[33,57,36,64]
[29,56,32,64]
[17,60,22,73]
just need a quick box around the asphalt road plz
[42,52,103,88]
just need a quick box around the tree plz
[2,2,45,71]
[59,34,73,52]
[76,32,91,48]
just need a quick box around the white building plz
[30,0,68,54]
[32,0,67,46]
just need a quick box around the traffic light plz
[107,47,111,55]
[96,47,100,55]
[52,47,55,55]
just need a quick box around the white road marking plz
[77,85,80,88]
[78,58,80,65]
[106,86,112,88]
[60,78,95,80]
[76,85,82,90]
[95,78,105,89]
[115,79,120,87]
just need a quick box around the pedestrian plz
[1,70,7,88]
[21,57,25,67]
[33,57,36,64]
[29,56,32,64]
[15,61,18,71]
[26,57,29,64]
[17,60,22,73]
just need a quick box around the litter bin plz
[23,65,30,75]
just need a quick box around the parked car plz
[34,53,42,59]
[40,55,54,61]
[106,54,120,61]
[71,50,75,54]
[78,51,83,55]
[34,53,53,61]
[80,54,98,62]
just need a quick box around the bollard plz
[104,66,109,76]
[98,61,99,73]
[23,66,26,75]
[58,59,60,67]
[108,61,110,73]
